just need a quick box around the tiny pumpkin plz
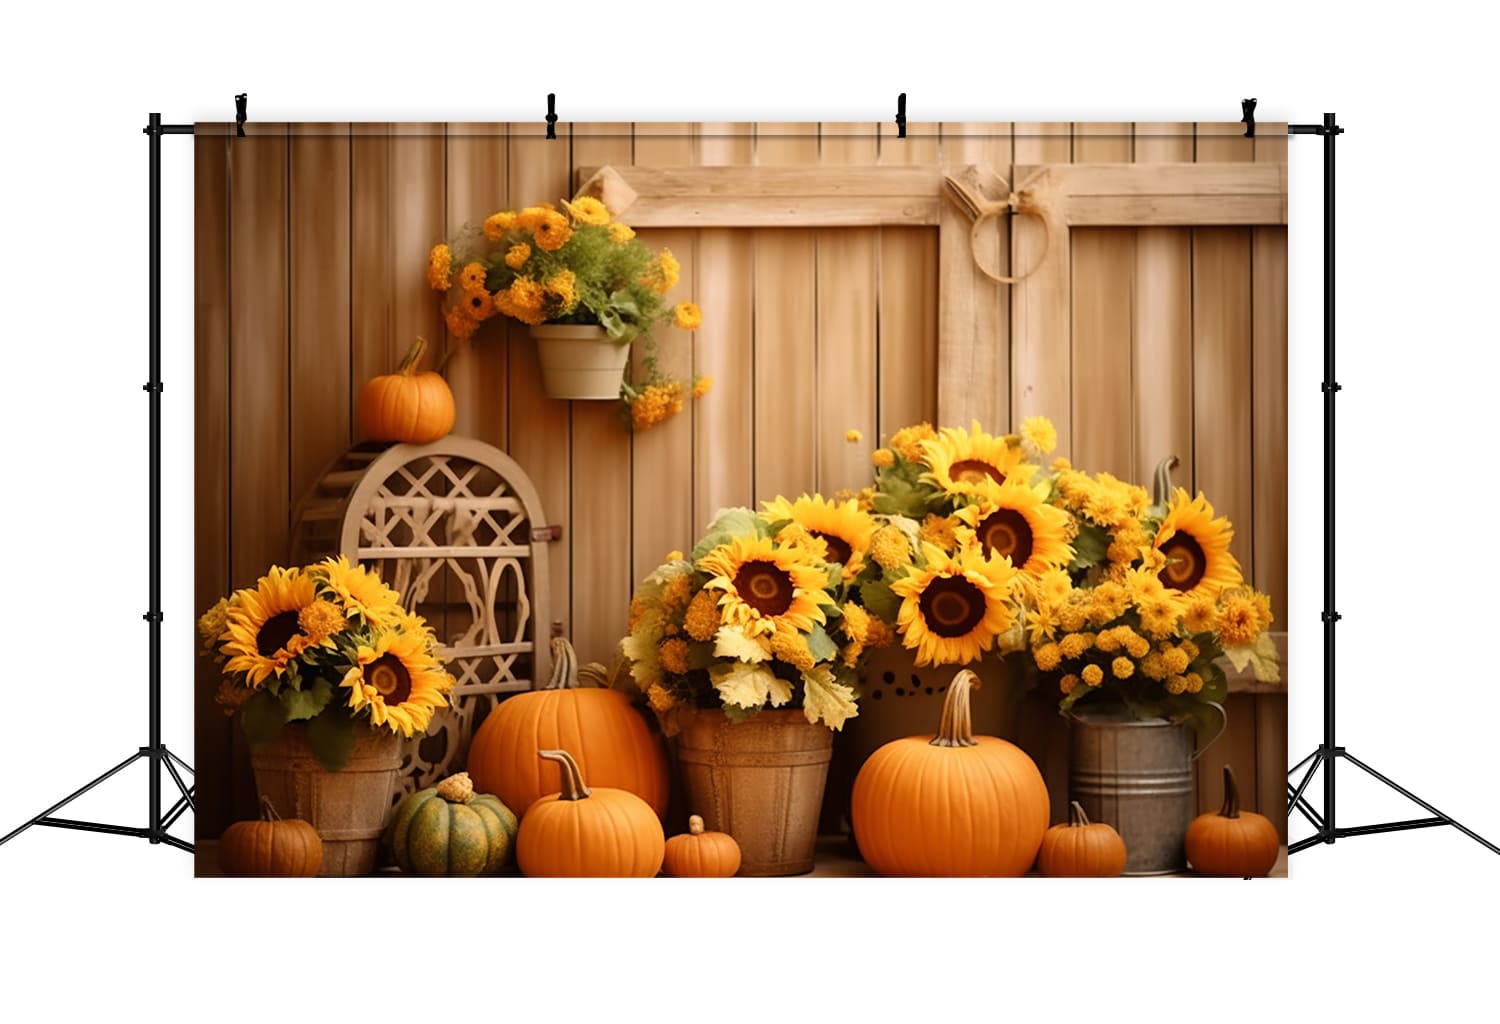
[516,750,665,878]
[219,796,323,877]
[851,669,1050,877]
[662,815,742,878]
[467,635,670,818]
[356,336,456,444]
[1037,801,1128,878]
[386,772,518,877]
[1185,765,1281,877]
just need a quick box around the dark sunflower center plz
[977,508,1033,567]
[368,654,413,706]
[948,458,1005,486]
[256,611,302,657]
[812,530,853,566]
[918,575,988,638]
[1160,533,1207,592]
[734,560,795,618]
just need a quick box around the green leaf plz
[722,703,762,724]
[306,708,358,772]
[805,624,838,663]
[858,581,902,622]
[1069,524,1111,569]
[240,689,289,744]
[690,507,769,559]
[280,676,333,722]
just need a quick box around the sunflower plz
[340,630,452,739]
[1153,488,1244,599]
[220,566,320,688]
[954,478,1073,579]
[760,494,876,581]
[890,541,1020,667]
[699,533,833,640]
[920,420,1034,498]
[312,555,405,630]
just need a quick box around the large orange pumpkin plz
[851,668,1049,876]
[1036,800,1128,878]
[466,635,669,818]
[356,337,456,444]
[219,796,323,877]
[1185,765,1281,877]
[515,750,665,878]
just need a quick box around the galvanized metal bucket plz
[1067,703,1226,876]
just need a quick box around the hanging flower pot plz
[528,324,631,400]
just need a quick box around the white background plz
[0,3,1495,1019]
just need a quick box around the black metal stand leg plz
[0,752,145,846]
[1340,753,1500,857]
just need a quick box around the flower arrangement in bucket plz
[428,195,707,426]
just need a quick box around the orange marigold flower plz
[427,244,453,291]
[484,211,518,240]
[673,302,703,331]
[458,262,487,291]
[504,243,531,270]
[529,209,573,252]
[608,222,636,245]
[684,590,722,642]
[459,287,494,321]
[658,637,691,675]
[445,308,478,340]
[692,376,713,399]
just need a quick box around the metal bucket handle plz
[1179,700,1228,762]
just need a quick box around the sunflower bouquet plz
[619,507,861,734]
[198,557,456,771]
[427,194,707,430]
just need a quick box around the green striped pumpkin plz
[387,772,518,877]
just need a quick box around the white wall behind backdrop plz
[0,3,1494,1020]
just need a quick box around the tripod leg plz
[1288,749,1320,777]
[0,751,145,846]
[158,834,194,854]
[1340,752,1500,856]
[1286,751,1324,827]
[163,748,195,776]
[162,755,194,811]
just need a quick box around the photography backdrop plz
[194,120,1288,844]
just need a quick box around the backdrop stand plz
[0,113,196,854]
[1286,113,1498,858]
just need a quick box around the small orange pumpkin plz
[219,796,323,877]
[1185,766,1281,877]
[851,668,1050,876]
[356,337,456,444]
[467,636,670,818]
[1037,800,1128,878]
[662,815,742,878]
[515,750,665,878]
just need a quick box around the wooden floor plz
[195,837,1288,879]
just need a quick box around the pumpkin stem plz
[1219,765,1242,819]
[541,635,581,691]
[931,669,980,748]
[539,749,591,801]
[398,337,428,376]
[258,795,282,822]
[1068,800,1092,828]
[688,814,705,836]
[436,772,475,804]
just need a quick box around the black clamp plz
[143,611,164,623]
[895,93,907,139]
[1321,381,1342,393]
[545,93,558,139]
[235,93,248,138]
[1241,98,1257,139]
[143,382,163,393]
[1322,611,1342,623]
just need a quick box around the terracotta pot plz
[529,324,630,400]
[674,709,833,876]
[249,724,404,877]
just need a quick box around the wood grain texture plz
[1197,694,1262,818]
[350,127,394,440]
[505,124,573,640]
[1010,168,1073,457]
[193,133,232,837]
[568,124,635,666]
[1070,227,1135,479]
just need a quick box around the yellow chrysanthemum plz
[1153,488,1244,599]
[660,572,694,615]
[445,308,479,340]
[699,533,833,640]
[683,589,721,642]
[658,637,691,675]
[561,195,611,226]
[1162,646,1191,676]
[1216,591,1262,647]
[1140,651,1168,681]
[198,596,234,653]
[427,244,452,291]
[608,222,636,245]
[1025,604,1058,646]
[1165,675,1188,696]
[631,382,684,431]
[868,525,912,570]
[1019,416,1058,457]
[889,423,937,464]
[530,209,573,252]
[340,630,452,739]
[890,541,1020,667]
[1081,664,1104,687]
[297,599,347,646]
[459,287,494,321]
[504,242,531,270]
[954,478,1073,579]
[544,269,579,313]
[646,683,679,713]
[760,493,877,581]
[919,513,958,552]
[1111,656,1135,679]
[872,448,895,469]
[1034,642,1063,672]
[770,629,816,672]
[1137,592,1183,640]
[1184,672,1205,694]
[842,602,872,647]
[312,555,405,630]
[495,276,547,326]
[483,211,519,240]
[641,248,681,294]
[1124,632,1151,660]
[458,262,487,291]
[1059,673,1081,696]
[1059,633,1093,659]
[220,566,320,688]
[845,429,862,444]
[1095,630,1122,653]
[1251,590,1275,633]
[1088,580,1131,625]
[920,420,1034,499]
[692,376,713,399]
[673,302,703,331]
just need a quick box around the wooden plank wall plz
[194,121,1288,839]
